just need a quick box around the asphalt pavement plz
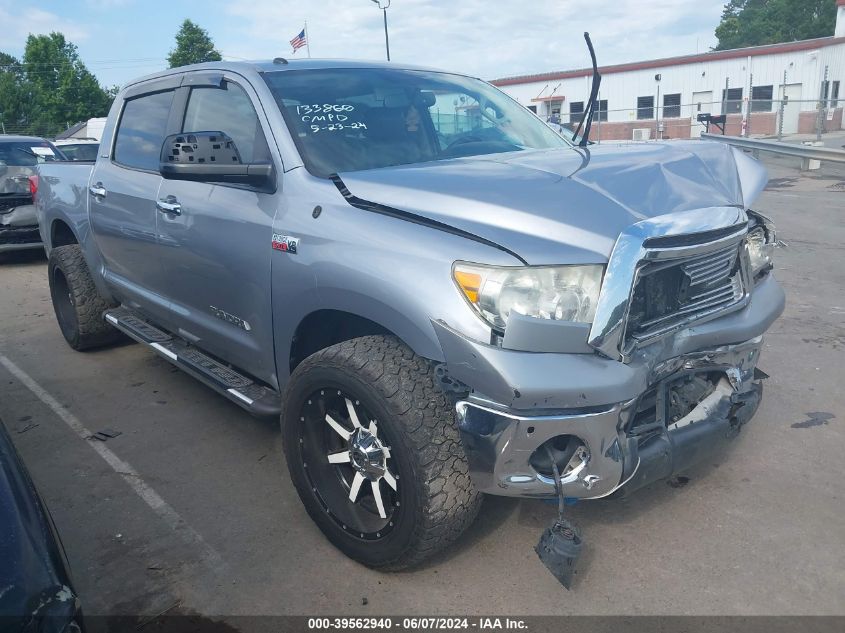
[0,154,843,621]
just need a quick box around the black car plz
[0,414,82,632]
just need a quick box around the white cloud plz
[0,2,90,52]
[218,0,724,80]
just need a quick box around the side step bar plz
[104,307,282,417]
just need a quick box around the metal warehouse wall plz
[497,39,845,138]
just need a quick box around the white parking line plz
[0,353,225,572]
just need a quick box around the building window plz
[663,93,681,118]
[751,85,773,112]
[594,99,608,122]
[722,87,743,114]
[569,101,584,124]
[527,105,537,113]
[570,100,607,123]
[637,96,654,120]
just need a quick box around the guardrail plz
[702,133,845,164]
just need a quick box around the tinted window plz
[58,143,99,161]
[114,90,174,170]
[182,82,270,163]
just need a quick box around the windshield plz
[0,141,63,167]
[263,68,571,177]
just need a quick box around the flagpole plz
[304,20,311,58]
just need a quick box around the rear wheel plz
[282,335,481,569]
[48,244,121,350]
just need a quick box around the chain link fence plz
[547,96,843,144]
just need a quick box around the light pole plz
[371,0,391,61]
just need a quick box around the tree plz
[0,34,113,137]
[168,19,222,68]
[715,0,838,50]
[0,53,26,133]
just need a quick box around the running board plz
[104,307,281,417]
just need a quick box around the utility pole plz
[371,0,391,61]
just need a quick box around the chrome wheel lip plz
[298,387,401,541]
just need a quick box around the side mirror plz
[159,131,274,189]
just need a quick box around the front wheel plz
[282,335,481,569]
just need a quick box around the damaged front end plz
[434,204,785,502]
[451,336,767,501]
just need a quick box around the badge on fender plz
[272,233,299,254]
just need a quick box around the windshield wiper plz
[14,147,40,159]
[571,32,602,148]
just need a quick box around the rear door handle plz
[89,182,106,199]
[156,196,182,215]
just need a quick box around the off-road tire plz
[48,244,121,350]
[282,335,482,569]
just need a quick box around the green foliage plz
[0,33,113,137]
[0,53,28,132]
[715,0,838,50]
[167,19,222,68]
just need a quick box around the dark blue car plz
[0,415,82,632]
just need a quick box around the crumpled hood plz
[338,141,766,264]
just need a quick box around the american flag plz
[290,29,307,53]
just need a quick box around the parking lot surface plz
[1,154,843,619]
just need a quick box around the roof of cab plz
[123,58,459,89]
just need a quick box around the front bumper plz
[435,276,784,499]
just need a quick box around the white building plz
[493,0,845,141]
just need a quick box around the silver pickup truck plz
[35,58,784,573]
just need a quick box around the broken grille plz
[626,243,746,342]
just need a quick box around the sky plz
[0,0,725,88]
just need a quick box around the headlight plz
[453,262,604,331]
[746,215,777,278]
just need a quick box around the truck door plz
[89,80,180,322]
[153,76,279,387]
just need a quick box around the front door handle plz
[88,182,106,199]
[156,196,182,215]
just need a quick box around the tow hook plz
[581,474,601,490]
[535,445,584,589]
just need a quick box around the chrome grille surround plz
[588,206,751,362]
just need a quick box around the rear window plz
[58,143,99,161]
[0,141,62,166]
[113,90,174,171]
